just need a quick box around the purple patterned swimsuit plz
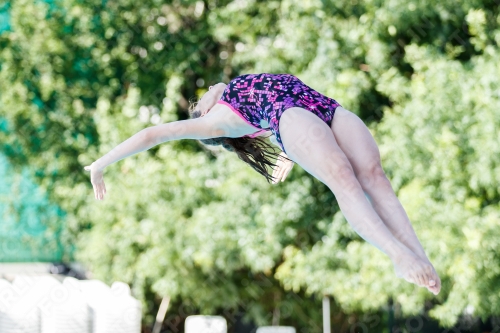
[217,73,342,154]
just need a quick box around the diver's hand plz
[272,152,294,184]
[84,163,107,200]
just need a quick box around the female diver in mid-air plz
[84,73,441,295]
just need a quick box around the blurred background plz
[1,0,500,332]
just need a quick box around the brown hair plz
[188,100,292,183]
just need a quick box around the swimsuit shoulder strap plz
[243,128,271,138]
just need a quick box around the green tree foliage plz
[1,0,500,330]
[0,0,226,261]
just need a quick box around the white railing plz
[0,276,141,333]
[185,315,227,333]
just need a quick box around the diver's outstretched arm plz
[91,117,226,171]
[83,116,226,201]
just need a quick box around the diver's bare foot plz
[420,258,441,295]
[392,250,441,295]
